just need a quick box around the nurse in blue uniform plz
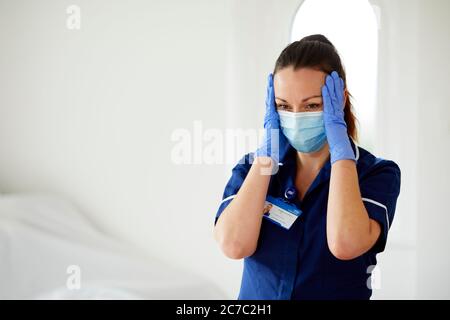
[213,34,401,300]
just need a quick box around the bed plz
[0,192,226,299]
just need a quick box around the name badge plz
[262,195,302,230]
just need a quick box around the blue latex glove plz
[322,71,356,165]
[255,73,290,166]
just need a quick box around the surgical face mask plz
[278,110,327,153]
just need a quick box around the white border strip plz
[362,197,390,230]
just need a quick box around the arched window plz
[290,0,379,150]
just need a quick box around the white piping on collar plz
[350,138,360,162]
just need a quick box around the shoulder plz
[356,145,401,190]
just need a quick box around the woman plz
[213,34,401,300]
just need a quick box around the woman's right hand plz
[214,73,291,259]
[255,73,291,166]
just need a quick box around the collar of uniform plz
[276,137,359,201]
[350,137,360,163]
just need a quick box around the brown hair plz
[273,34,358,142]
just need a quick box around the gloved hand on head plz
[255,73,291,168]
[321,71,356,165]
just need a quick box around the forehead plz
[274,67,327,101]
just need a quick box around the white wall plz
[370,0,421,299]
[415,0,450,299]
[0,0,449,299]
[0,0,234,297]
[369,0,450,299]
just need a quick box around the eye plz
[305,103,320,110]
[277,104,291,111]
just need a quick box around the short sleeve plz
[359,159,401,254]
[214,153,253,226]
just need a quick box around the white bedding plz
[0,192,226,299]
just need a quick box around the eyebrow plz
[275,95,322,103]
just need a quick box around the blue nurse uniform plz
[214,139,401,300]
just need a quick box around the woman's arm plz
[214,73,290,260]
[322,71,381,260]
[213,157,273,259]
[327,159,381,260]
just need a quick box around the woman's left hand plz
[322,71,356,165]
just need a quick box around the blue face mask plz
[278,110,327,153]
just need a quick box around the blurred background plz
[0,0,449,299]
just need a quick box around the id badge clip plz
[262,195,302,230]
